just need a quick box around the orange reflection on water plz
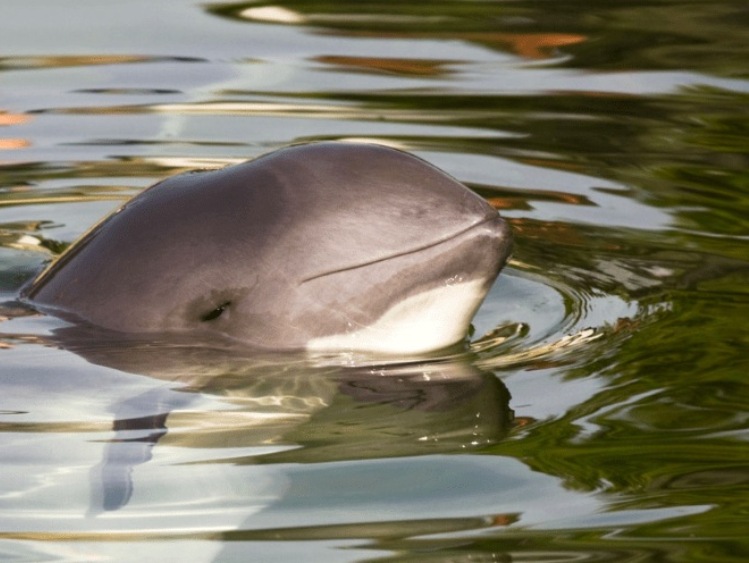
[0,112,31,126]
[345,31,587,60]
[315,55,456,77]
[486,197,514,210]
[511,217,585,245]
[481,32,586,60]
[0,111,32,152]
[0,139,29,150]
[3,55,148,70]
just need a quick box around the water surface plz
[2,1,748,561]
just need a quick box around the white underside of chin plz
[306,278,487,355]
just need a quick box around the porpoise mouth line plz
[301,214,501,284]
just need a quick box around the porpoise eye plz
[200,301,231,322]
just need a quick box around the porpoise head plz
[22,142,512,354]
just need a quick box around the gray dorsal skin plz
[22,142,512,354]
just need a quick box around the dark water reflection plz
[2,0,749,561]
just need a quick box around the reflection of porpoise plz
[22,142,512,354]
[77,349,513,512]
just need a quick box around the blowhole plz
[200,301,232,322]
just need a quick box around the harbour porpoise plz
[22,142,512,354]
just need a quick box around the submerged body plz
[23,142,512,354]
